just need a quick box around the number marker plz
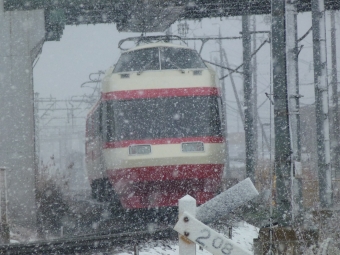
[174,211,252,255]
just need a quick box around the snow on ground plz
[115,221,259,255]
[229,222,259,252]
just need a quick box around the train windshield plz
[113,47,206,73]
[160,47,206,70]
[106,96,222,141]
[113,47,160,73]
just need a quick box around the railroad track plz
[0,227,176,254]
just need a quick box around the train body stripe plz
[102,87,219,100]
[107,164,224,184]
[103,136,224,149]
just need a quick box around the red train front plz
[86,40,226,210]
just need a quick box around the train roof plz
[124,42,191,53]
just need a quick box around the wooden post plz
[178,195,196,255]
[0,168,9,244]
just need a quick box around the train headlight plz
[182,142,204,152]
[129,144,151,155]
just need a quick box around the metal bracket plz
[265,92,275,105]
[276,111,289,116]
[289,94,304,98]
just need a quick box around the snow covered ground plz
[116,221,259,255]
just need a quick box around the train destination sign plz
[174,212,251,255]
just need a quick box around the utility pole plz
[242,15,255,183]
[252,15,258,168]
[34,93,40,174]
[311,0,332,208]
[286,0,303,221]
[217,28,231,183]
[272,0,292,226]
[331,10,340,179]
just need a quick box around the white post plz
[178,195,196,255]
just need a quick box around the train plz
[85,36,226,211]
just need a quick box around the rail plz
[0,227,176,254]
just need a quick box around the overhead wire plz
[219,38,270,80]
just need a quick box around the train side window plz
[93,106,100,138]
[101,101,107,142]
[86,118,93,142]
[215,97,224,137]
[98,103,103,138]
[217,97,224,125]
[106,102,115,142]
[113,47,160,73]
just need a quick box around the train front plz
[103,43,226,209]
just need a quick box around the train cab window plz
[113,47,160,73]
[160,47,206,70]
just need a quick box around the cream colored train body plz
[86,42,226,208]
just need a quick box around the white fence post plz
[178,195,196,255]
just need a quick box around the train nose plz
[107,164,223,209]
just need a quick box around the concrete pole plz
[242,15,255,183]
[330,11,340,179]
[286,0,303,221]
[252,16,258,167]
[286,1,301,163]
[34,93,40,175]
[311,0,332,208]
[217,28,231,183]
[271,0,293,226]
[0,0,45,227]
